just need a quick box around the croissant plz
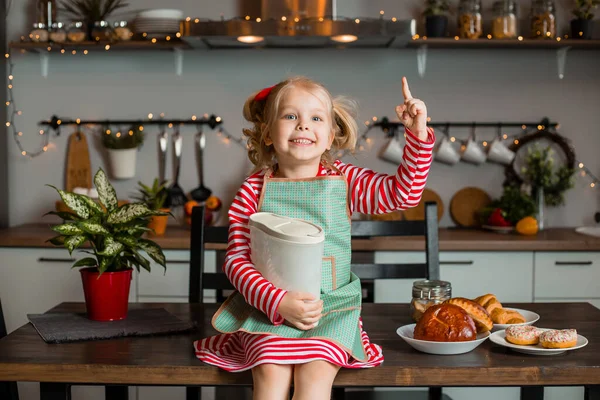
[474,293,503,315]
[491,308,526,324]
[444,297,493,333]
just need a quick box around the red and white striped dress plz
[194,128,435,372]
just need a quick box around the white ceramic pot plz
[107,148,138,179]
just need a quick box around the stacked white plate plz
[133,9,184,37]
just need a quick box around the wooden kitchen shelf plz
[9,40,191,52]
[407,37,600,49]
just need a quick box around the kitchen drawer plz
[373,251,533,303]
[534,252,600,298]
[137,250,216,298]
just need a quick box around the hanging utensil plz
[157,126,170,207]
[166,125,187,208]
[190,125,212,202]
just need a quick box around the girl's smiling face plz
[266,87,334,169]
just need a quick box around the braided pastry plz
[474,294,503,315]
[474,294,526,325]
[444,297,493,333]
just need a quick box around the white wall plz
[4,0,600,228]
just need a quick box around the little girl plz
[194,76,435,400]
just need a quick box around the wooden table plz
[0,302,599,400]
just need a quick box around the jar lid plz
[69,21,84,28]
[32,22,46,29]
[412,280,452,299]
[94,20,109,27]
[51,22,65,29]
[113,20,129,27]
[249,212,325,244]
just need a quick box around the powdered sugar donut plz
[505,325,542,345]
[539,329,578,349]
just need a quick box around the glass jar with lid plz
[49,22,67,43]
[92,20,112,41]
[113,21,132,41]
[67,21,87,42]
[531,0,556,39]
[492,1,518,39]
[30,22,49,42]
[410,280,452,322]
[458,0,483,39]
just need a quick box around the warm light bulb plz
[331,35,358,43]
[281,16,287,21]
[514,139,519,145]
[116,132,121,138]
[129,130,134,136]
[194,18,199,23]
[372,116,377,121]
[192,115,197,120]
[84,50,88,54]
[518,36,523,41]
[237,35,264,43]
[168,123,173,128]
[483,141,488,147]
[39,129,44,134]
[592,183,596,188]
[503,134,508,139]
[139,126,144,131]
[355,18,360,23]
[43,146,48,152]
[17,131,22,136]
[60,49,65,54]
[8,75,13,80]
[105,44,110,50]
[21,151,26,156]
[256,17,261,22]
[579,163,584,168]
[216,116,222,122]
[151,38,157,43]
[76,118,81,124]
[148,113,153,119]
[450,137,456,142]
[72,50,76,54]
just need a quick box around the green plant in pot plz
[47,168,168,321]
[131,178,170,236]
[422,0,450,37]
[571,0,599,39]
[102,125,144,180]
[58,0,130,40]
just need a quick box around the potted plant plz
[46,168,167,321]
[571,0,599,39]
[422,0,450,38]
[102,125,144,180]
[132,178,170,236]
[59,0,130,40]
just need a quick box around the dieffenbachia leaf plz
[43,211,80,221]
[107,203,157,224]
[79,195,105,215]
[48,185,92,219]
[65,235,86,255]
[98,256,112,273]
[94,168,118,213]
[78,221,110,235]
[138,239,166,269]
[98,236,124,257]
[116,234,138,248]
[131,249,151,272]
[71,257,97,269]
[52,223,84,236]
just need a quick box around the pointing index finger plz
[402,76,413,100]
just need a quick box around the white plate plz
[489,329,588,355]
[492,308,540,331]
[396,324,489,355]
[482,225,514,234]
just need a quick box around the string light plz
[5,49,52,157]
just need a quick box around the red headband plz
[254,85,276,102]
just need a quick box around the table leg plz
[40,383,71,400]
[105,385,128,400]
[0,381,19,400]
[585,386,600,400]
[520,386,544,400]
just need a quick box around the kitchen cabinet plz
[534,252,600,300]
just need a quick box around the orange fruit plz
[516,216,538,235]
[184,200,199,216]
[205,195,222,212]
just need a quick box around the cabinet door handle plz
[440,261,474,265]
[166,260,190,264]
[555,261,593,266]
[38,257,76,263]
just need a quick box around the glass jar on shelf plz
[492,0,518,39]
[409,280,452,322]
[49,22,67,43]
[67,21,87,42]
[92,20,112,41]
[458,0,483,39]
[30,22,49,42]
[113,21,132,41]
[530,0,556,39]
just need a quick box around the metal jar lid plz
[412,280,452,299]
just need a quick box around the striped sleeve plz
[336,127,435,214]
[223,172,287,325]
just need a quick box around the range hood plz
[180,0,416,49]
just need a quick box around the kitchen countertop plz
[1,223,600,251]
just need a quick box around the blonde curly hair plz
[242,76,358,172]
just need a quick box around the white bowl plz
[492,308,540,331]
[396,323,490,355]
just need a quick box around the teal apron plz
[212,164,367,362]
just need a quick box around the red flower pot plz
[80,267,132,321]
